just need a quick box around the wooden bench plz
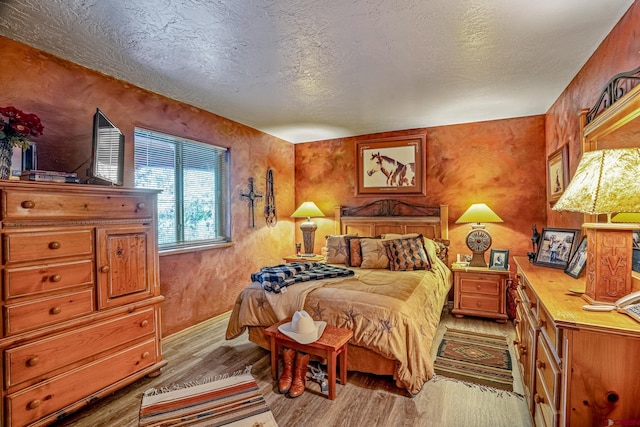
[264,319,353,400]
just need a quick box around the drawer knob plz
[140,320,149,328]
[137,202,146,210]
[476,301,482,307]
[539,319,546,328]
[50,307,62,315]
[514,319,520,325]
[49,241,61,250]
[536,360,545,370]
[513,339,519,346]
[534,393,545,404]
[27,356,40,367]
[142,351,150,359]
[519,345,527,355]
[476,284,482,290]
[21,200,35,209]
[27,399,40,410]
[529,301,537,309]
[50,274,62,283]
[100,265,110,273]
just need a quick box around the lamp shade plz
[552,148,640,215]
[291,201,325,219]
[455,203,503,224]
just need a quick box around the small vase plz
[0,142,12,180]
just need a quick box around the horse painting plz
[367,152,415,186]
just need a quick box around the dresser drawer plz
[459,294,500,313]
[538,305,562,358]
[459,273,501,296]
[4,229,93,263]
[5,308,156,388]
[4,289,94,335]
[6,339,157,427]
[535,334,561,409]
[2,189,154,221]
[4,259,94,299]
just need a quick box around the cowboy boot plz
[278,348,296,393]
[288,352,310,398]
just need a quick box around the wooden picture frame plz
[564,236,587,278]
[534,227,581,269]
[488,249,509,270]
[355,134,426,196]
[547,144,569,204]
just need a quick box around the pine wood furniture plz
[451,265,509,322]
[282,254,325,263]
[265,319,352,400]
[0,181,166,427]
[513,256,640,427]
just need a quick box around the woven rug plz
[434,328,514,391]
[139,368,278,427]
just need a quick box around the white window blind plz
[134,128,230,248]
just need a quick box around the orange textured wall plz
[0,36,296,336]
[546,1,640,229]
[295,116,547,267]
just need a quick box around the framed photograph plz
[355,134,426,196]
[489,249,509,270]
[564,236,587,278]
[534,227,581,269]
[633,230,640,248]
[547,144,569,204]
[633,248,640,273]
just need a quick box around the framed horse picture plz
[355,133,426,196]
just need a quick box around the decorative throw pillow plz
[359,238,391,269]
[324,234,355,264]
[385,236,431,271]
[345,236,363,267]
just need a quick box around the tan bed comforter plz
[225,256,452,395]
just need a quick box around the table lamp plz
[455,203,503,267]
[291,201,325,256]
[553,148,640,304]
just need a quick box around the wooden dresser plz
[513,256,640,427]
[0,181,166,427]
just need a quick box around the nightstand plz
[282,254,325,263]
[451,264,509,322]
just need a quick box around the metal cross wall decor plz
[240,177,263,228]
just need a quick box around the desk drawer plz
[4,229,93,263]
[4,259,94,299]
[4,289,94,335]
[6,339,157,427]
[5,308,155,388]
[2,189,153,221]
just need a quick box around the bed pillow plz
[345,236,363,267]
[423,237,450,264]
[385,235,432,271]
[359,238,391,269]
[324,234,356,264]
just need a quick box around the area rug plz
[434,328,514,391]
[139,367,278,427]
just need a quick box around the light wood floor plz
[52,305,532,427]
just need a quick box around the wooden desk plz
[264,319,353,400]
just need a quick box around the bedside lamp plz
[553,148,640,304]
[291,201,325,256]
[455,203,503,267]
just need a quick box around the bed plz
[225,199,453,395]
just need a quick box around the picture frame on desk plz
[633,230,640,248]
[564,236,587,278]
[488,249,509,270]
[534,227,580,269]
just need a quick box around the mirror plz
[88,108,124,186]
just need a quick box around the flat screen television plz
[88,108,124,186]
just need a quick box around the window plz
[134,128,230,249]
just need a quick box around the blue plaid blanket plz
[251,261,355,293]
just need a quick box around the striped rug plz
[434,328,514,391]
[139,369,278,427]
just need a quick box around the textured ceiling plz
[0,0,634,143]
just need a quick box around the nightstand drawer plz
[459,274,501,296]
[459,294,500,313]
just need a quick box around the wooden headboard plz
[334,199,449,240]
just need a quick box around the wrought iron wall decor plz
[264,168,277,227]
[586,65,640,123]
[240,177,263,228]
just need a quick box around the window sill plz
[159,241,235,257]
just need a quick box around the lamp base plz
[300,219,317,256]
[469,251,487,268]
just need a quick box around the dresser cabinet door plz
[96,225,157,309]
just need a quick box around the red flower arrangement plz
[0,106,44,149]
